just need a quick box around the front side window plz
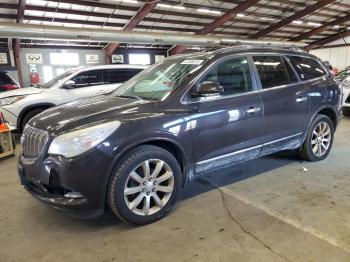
[287,56,327,80]
[115,55,209,101]
[199,56,253,96]
[105,69,143,84]
[72,70,104,88]
[253,56,295,89]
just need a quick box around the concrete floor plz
[1,118,350,262]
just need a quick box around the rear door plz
[189,56,264,173]
[251,55,310,155]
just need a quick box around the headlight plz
[0,96,26,106]
[48,121,121,158]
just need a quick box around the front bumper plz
[17,145,115,219]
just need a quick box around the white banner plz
[26,54,43,64]
[0,53,8,64]
[85,54,99,64]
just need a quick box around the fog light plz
[64,191,84,199]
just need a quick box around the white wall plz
[309,36,350,70]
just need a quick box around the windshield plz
[39,69,78,89]
[114,56,209,101]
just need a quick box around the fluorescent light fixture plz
[333,25,340,29]
[261,17,275,21]
[122,0,138,3]
[292,20,303,25]
[197,8,222,15]
[157,3,186,10]
[307,22,322,27]
[237,13,245,17]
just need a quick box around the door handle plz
[247,107,261,114]
[296,96,308,103]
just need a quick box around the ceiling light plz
[121,0,138,3]
[333,25,340,29]
[261,17,275,21]
[237,13,245,17]
[292,20,303,25]
[307,22,322,27]
[197,8,222,15]
[157,3,186,10]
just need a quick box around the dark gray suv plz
[18,46,342,225]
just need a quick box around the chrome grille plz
[22,126,49,158]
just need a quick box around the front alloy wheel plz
[124,159,174,216]
[108,145,181,225]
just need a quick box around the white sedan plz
[0,64,146,130]
[341,76,350,116]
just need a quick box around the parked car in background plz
[18,46,342,225]
[0,64,146,130]
[336,68,350,81]
[341,75,350,116]
[0,71,19,92]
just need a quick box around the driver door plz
[189,56,264,174]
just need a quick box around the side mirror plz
[63,80,75,89]
[194,81,224,97]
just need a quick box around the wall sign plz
[85,54,99,64]
[0,53,8,64]
[26,54,43,64]
[111,54,124,64]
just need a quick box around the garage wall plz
[310,46,350,70]
[19,48,105,87]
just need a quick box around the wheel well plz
[142,140,187,186]
[317,108,337,129]
[19,105,53,130]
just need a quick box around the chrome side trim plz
[196,132,303,166]
[196,144,262,165]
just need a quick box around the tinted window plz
[287,56,326,80]
[72,70,104,88]
[200,57,253,96]
[253,56,295,89]
[283,57,298,83]
[0,72,14,85]
[105,69,142,84]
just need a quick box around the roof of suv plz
[171,45,318,61]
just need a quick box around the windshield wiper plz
[118,95,142,100]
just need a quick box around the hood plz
[0,87,44,98]
[29,95,151,134]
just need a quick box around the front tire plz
[298,114,334,161]
[107,145,182,225]
[343,108,350,117]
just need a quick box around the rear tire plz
[107,145,182,225]
[298,114,334,162]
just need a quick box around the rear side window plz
[287,56,327,80]
[252,56,296,89]
[72,70,104,88]
[104,69,142,84]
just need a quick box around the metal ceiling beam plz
[2,3,341,34]
[291,13,350,42]
[305,30,350,50]
[252,0,337,39]
[169,0,260,55]
[104,1,157,63]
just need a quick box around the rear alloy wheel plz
[298,114,334,161]
[108,145,181,225]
